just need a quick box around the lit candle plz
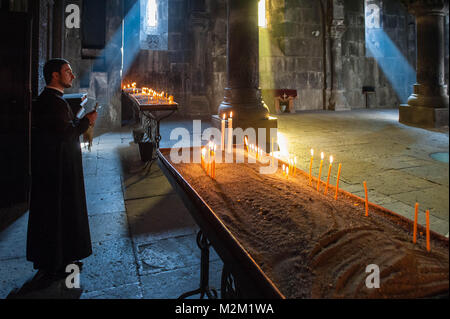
[244,136,249,153]
[426,209,430,252]
[201,147,206,170]
[221,114,226,151]
[293,157,297,175]
[309,149,314,186]
[271,138,274,155]
[334,163,342,200]
[363,181,369,217]
[206,144,210,175]
[324,156,333,195]
[316,152,324,191]
[286,166,289,179]
[413,203,419,244]
[282,164,285,176]
[227,112,233,154]
[211,144,216,179]
[209,142,213,177]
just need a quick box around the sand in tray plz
[162,148,449,298]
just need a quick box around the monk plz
[27,58,97,282]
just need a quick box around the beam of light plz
[147,0,158,27]
[365,2,416,103]
[258,0,267,28]
[76,1,141,94]
[259,0,276,116]
[275,131,289,159]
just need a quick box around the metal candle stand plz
[123,90,177,172]
[178,230,218,299]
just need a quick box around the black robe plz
[27,87,92,271]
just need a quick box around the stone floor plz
[0,108,448,299]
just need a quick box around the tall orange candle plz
[206,144,210,175]
[334,163,342,200]
[309,149,314,186]
[364,181,369,217]
[324,156,333,195]
[293,157,297,175]
[426,209,430,252]
[413,202,419,244]
[201,148,205,170]
[316,152,324,191]
[244,136,249,153]
[211,144,216,179]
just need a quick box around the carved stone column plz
[399,0,449,127]
[212,0,276,146]
[326,0,349,111]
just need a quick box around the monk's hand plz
[85,111,98,126]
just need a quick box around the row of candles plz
[247,145,433,252]
[201,142,217,179]
[210,111,433,252]
[123,82,174,104]
[306,149,431,250]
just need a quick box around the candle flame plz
[330,156,333,164]
[311,149,314,156]
[321,152,324,160]
[230,112,233,118]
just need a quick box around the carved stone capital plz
[401,0,449,16]
[189,11,210,32]
[329,19,346,39]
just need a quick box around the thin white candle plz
[227,112,233,153]
[221,114,226,151]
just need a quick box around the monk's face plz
[57,63,75,88]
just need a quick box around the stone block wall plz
[344,0,416,109]
[205,0,227,114]
[261,0,324,111]
[55,0,449,119]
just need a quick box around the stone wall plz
[64,0,123,129]
[57,0,450,118]
[260,0,324,111]
[205,0,227,114]
[345,0,416,109]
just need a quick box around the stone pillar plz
[104,0,123,128]
[188,9,211,118]
[326,0,349,111]
[212,0,276,147]
[399,0,449,127]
